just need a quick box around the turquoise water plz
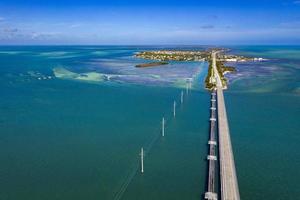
[0,46,299,199]
[225,46,300,199]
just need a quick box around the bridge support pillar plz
[208,140,217,145]
[207,155,217,161]
[205,192,218,200]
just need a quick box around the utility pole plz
[140,148,144,173]
[173,101,176,117]
[186,81,189,94]
[181,91,184,104]
[162,117,165,137]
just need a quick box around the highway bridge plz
[205,52,240,200]
[205,91,218,200]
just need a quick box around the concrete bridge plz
[204,91,218,200]
[212,51,240,200]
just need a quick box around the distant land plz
[135,49,267,90]
[135,49,267,62]
[135,61,168,68]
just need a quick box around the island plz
[135,50,266,62]
[205,59,236,90]
[135,49,266,90]
[135,50,209,61]
[135,61,168,68]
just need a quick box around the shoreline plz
[135,61,168,68]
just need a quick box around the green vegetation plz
[135,50,210,61]
[205,59,215,90]
[135,61,168,68]
[136,50,262,63]
[205,59,237,90]
[216,61,227,87]
[220,65,237,73]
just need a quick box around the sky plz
[0,0,300,45]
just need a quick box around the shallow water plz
[0,45,299,200]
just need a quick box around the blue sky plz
[0,0,300,45]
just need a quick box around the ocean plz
[0,45,299,200]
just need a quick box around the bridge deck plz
[217,87,240,200]
[205,92,218,200]
[211,51,240,200]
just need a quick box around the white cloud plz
[0,25,62,41]
[279,21,300,29]
[30,31,62,40]
[69,23,82,28]
[200,25,215,29]
[3,28,19,33]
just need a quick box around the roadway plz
[205,91,218,200]
[212,52,240,200]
